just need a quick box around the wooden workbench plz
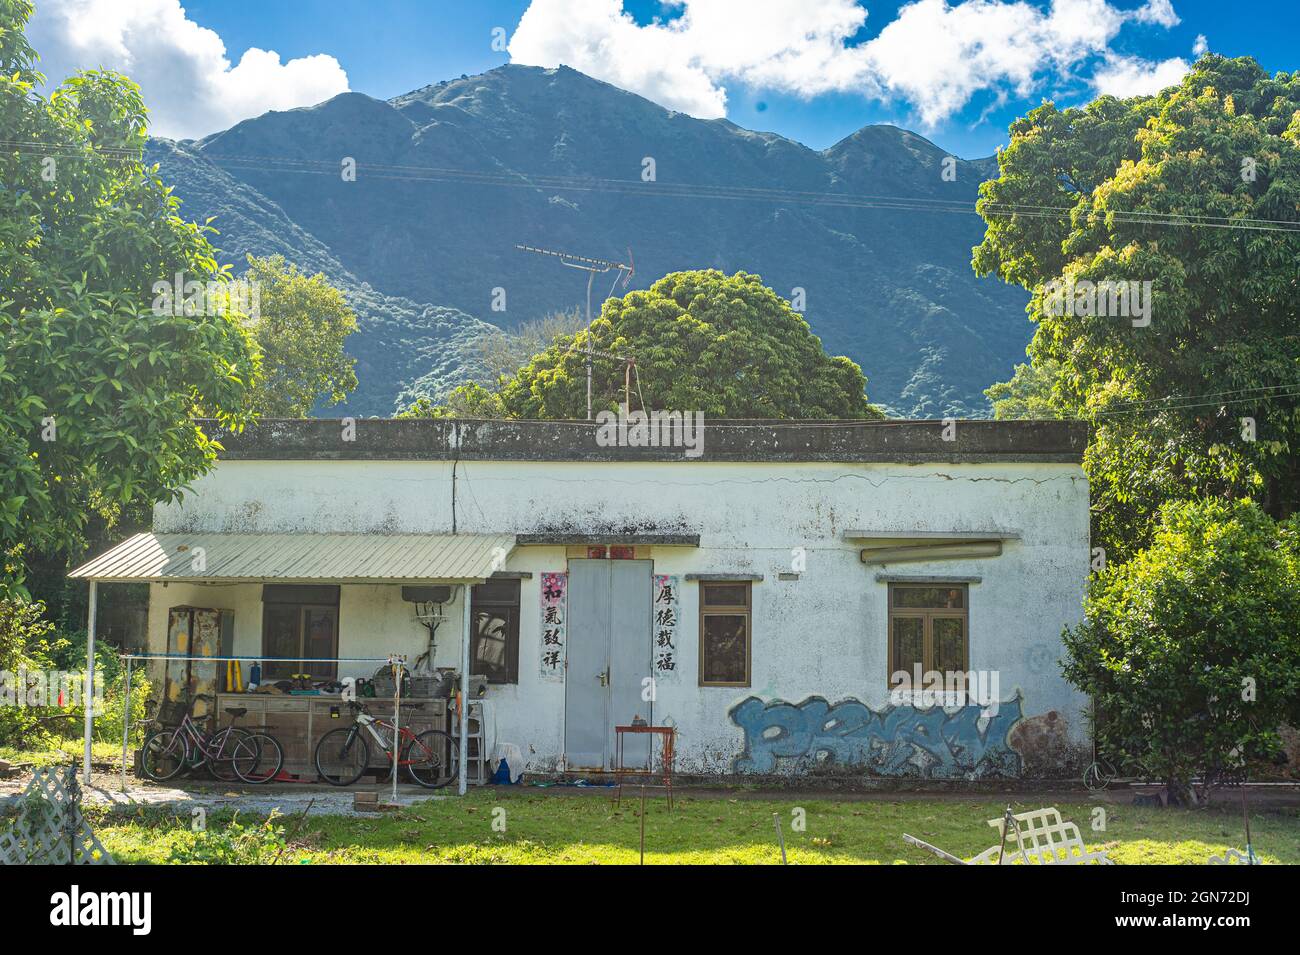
[213,693,449,779]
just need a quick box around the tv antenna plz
[516,244,634,420]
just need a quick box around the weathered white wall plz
[151,458,1091,777]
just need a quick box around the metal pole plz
[585,269,594,421]
[391,655,402,805]
[458,584,470,796]
[512,245,632,423]
[82,580,97,786]
[1241,786,1256,864]
[120,655,132,792]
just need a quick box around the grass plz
[0,739,122,769]
[84,788,1300,865]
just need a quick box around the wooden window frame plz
[886,583,969,690]
[471,578,521,685]
[261,603,340,682]
[698,580,752,688]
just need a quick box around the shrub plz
[0,599,60,747]
[0,600,151,752]
[50,629,151,745]
[167,813,288,865]
[1062,499,1300,804]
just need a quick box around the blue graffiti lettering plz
[729,695,1024,778]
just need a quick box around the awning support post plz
[459,584,470,796]
[120,654,132,792]
[83,580,97,786]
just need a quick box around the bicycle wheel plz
[204,727,252,782]
[232,732,284,784]
[141,728,189,782]
[315,726,370,786]
[405,730,460,789]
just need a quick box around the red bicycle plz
[314,700,459,789]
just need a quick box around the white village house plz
[72,417,1092,786]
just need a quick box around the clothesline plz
[119,653,400,663]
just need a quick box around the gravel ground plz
[0,767,450,817]
[4,765,1298,816]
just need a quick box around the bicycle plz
[314,700,459,789]
[1082,753,1116,791]
[1083,745,1156,791]
[140,695,284,785]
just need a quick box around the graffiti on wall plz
[728,694,1024,778]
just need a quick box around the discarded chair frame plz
[904,806,1113,865]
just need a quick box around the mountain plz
[146,140,495,415]
[152,64,1030,417]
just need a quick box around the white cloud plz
[1092,53,1189,97]
[27,0,349,140]
[1131,0,1180,27]
[509,0,1186,126]
[1193,33,1208,56]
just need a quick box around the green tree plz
[243,255,358,417]
[408,270,881,419]
[984,359,1068,420]
[1061,499,1300,804]
[400,382,507,420]
[973,55,1300,559]
[0,1,258,594]
[475,308,585,384]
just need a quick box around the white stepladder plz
[904,806,1113,865]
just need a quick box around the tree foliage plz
[474,308,586,385]
[984,359,1067,420]
[0,1,258,593]
[0,597,58,745]
[243,255,358,417]
[1061,499,1300,803]
[974,55,1300,559]
[406,270,881,419]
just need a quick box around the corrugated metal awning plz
[68,532,516,584]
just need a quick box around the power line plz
[6,139,1300,234]
[9,137,1300,424]
[1087,388,1300,418]
[481,383,1300,430]
[1086,382,1300,412]
[198,155,1300,233]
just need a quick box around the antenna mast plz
[516,244,634,420]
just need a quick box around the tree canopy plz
[974,55,1300,559]
[0,0,258,594]
[243,255,358,417]
[406,270,881,420]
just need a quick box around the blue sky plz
[29,1,1300,157]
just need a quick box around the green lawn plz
[84,789,1300,864]
[0,740,121,769]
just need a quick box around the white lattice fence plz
[0,766,113,865]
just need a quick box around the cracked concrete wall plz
[152,457,1090,777]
